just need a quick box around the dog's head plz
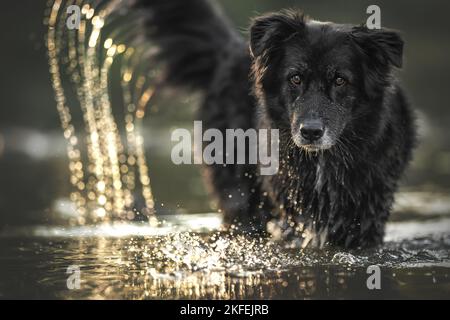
[250,10,403,151]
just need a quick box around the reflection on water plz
[0,212,449,299]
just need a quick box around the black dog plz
[136,0,416,248]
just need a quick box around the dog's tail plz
[133,0,242,91]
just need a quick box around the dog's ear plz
[249,11,304,59]
[350,26,404,69]
[350,27,404,97]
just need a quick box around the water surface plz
[1,197,449,299]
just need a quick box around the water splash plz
[45,0,156,224]
[2,221,449,299]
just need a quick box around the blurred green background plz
[0,0,449,226]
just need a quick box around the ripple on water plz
[0,214,449,299]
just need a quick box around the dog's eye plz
[334,77,346,86]
[290,75,302,85]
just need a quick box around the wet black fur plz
[137,0,416,248]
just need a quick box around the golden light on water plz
[46,0,156,224]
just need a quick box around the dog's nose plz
[300,121,324,142]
